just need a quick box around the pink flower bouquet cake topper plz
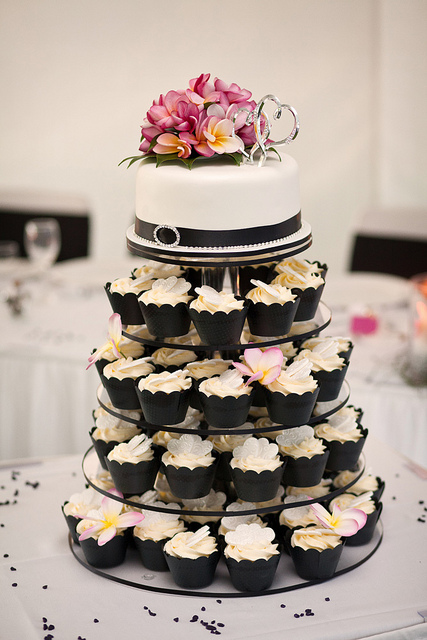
[120,73,299,168]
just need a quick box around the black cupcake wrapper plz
[323,428,368,472]
[282,450,330,487]
[134,536,169,571]
[246,297,300,337]
[106,455,160,496]
[89,428,132,470]
[346,502,383,546]
[214,450,233,482]
[189,300,249,346]
[139,301,191,338]
[100,374,142,411]
[264,387,320,427]
[105,283,145,325]
[292,280,324,322]
[225,553,280,591]
[313,364,349,403]
[339,343,354,364]
[164,550,220,589]
[163,458,217,500]
[136,386,192,426]
[198,388,255,428]
[230,463,285,503]
[288,532,344,580]
[79,534,128,568]
[62,505,80,545]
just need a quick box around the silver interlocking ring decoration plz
[233,94,299,166]
[153,224,181,247]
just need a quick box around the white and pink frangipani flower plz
[310,501,367,537]
[153,133,192,158]
[233,347,283,386]
[77,489,144,546]
[86,313,122,370]
[181,114,243,157]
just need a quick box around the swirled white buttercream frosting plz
[63,487,102,517]
[190,285,244,313]
[208,423,251,453]
[329,491,376,515]
[133,261,185,280]
[219,502,265,536]
[162,434,215,470]
[314,417,362,443]
[286,478,332,499]
[224,523,279,562]
[107,433,154,464]
[295,340,345,372]
[246,279,297,305]
[182,489,227,524]
[152,347,197,368]
[272,266,324,291]
[279,495,320,528]
[199,369,252,399]
[163,525,217,559]
[133,501,186,542]
[184,358,232,380]
[313,402,361,419]
[138,369,192,394]
[301,336,351,355]
[103,357,155,381]
[274,257,323,276]
[94,334,145,362]
[333,469,379,495]
[291,526,342,551]
[253,417,284,440]
[267,359,317,396]
[139,276,192,307]
[276,425,326,459]
[231,437,282,473]
[110,275,154,295]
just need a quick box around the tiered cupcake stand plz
[70,249,383,597]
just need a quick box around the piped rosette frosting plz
[184,358,232,381]
[182,489,227,524]
[329,491,376,516]
[137,369,192,394]
[246,279,297,306]
[199,369,252,399]
[279,494,321,528]
[333,469,380,495]
[276,425,326,460]
[162,434,215,470]
[224,522,279,562]
[290,527,342,551]
[92,410,141,444]
[266,359,317,396]
[190,285,244,314]
[219,502,266,537]
[103,356,155,381]
[133,261,185,281]
[274,257,324,277]
[107,433,155,465]
[272,266,324,291]
[314,413,363,444]
[133,501,186,542]
[139,276,192,307]
[63,487,102,518]
[152,347,197,369]
[231,437,282,473]
[109,274,154,296]
[163,525,217,559]
[207,423,252,453]
[295,340,345,373]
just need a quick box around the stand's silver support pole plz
[201,267,225,290]
[228,266,240,296]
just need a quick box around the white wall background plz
[0,0,426,273]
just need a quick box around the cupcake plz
[218,501,266,538]
[101,357,155,410]
[151,346,198,372]
[189,285,248,345]
[274,257,326,279]
[289,526,344,580]
[230,437,284,502]
[151,412,201,453]
[294,340,348,402]
[238,263,274,297]
[105,274,153,325]
[90,407,142,470]
[314,413,367,471]
[184,357,232,410]
[313,402,362,423]
[138,276,192,337]
[163,525,220,589]
[162,434,217,499]
[300,335,353,364]
[224,523,280,591]
[333,469,385,502]
[272,262,325,322]
[133,261,185,281]
[62,487,102,544]
[76,489,143,568]
[182,489,227,528]
[207,424,252,481]
[106,434,160,496]
[245,279,300,336]
[328,491,382,546]
[198,369,254,428]
[279,495,321,532]
[136,369,192,425]
[276,425,329,487]
[264,359,319,426]
[133,501,186,571]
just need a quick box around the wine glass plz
[24,218,61,272]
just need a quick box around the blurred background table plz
[1,261,426,469]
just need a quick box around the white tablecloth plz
[1,436,426,640]
[1,263,427,468]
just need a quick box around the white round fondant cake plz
[127,151,311,262]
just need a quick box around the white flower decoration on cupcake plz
[276,425,314,448]
[151,276,192,296]
[233,437,279,463]
[225,522,276,547]
[167,434,213,458]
